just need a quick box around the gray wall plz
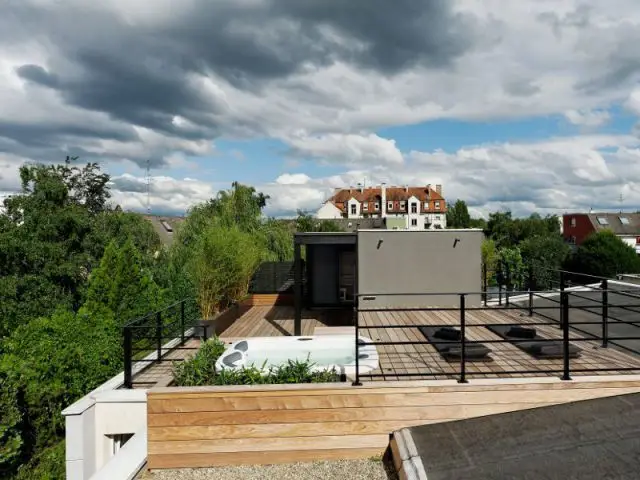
[309,245,339,305]
[357,230,483,309]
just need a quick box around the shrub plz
[172,337,226,386]
[172,338,341,387]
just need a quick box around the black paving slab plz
[409,393,640,480]
[517,286,640,356]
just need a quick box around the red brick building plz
[563,212,640,254]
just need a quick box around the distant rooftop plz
[142,214,185,246]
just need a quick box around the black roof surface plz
[409,392,640,480]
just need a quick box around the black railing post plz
[559,270,565,293]
[180,300,186,345]
[561,292,571,381]
[482,263,487,307]
[458,294,468,384]
[505,263,510,307]
[498,283,503,306]
[124,327,133,389]
[601,279,608,348]
[352,302,362,386]
[156,311,162,361]
[528,264,534,316]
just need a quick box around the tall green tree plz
[565,230,640,278]
[446,200,472,228]
[84,239,163,324]
[520,234,571,290]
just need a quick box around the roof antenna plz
[619,192,624,213]
[146,158,151,214]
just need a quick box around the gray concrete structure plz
[357,229,484,309]
[293,229,484,332]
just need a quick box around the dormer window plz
[411,203,418,214]
[620,216,630,225]
[424,202,429,209]
[435,201,441,210]
[363,203,368,211]
[400,201,406,210]
[374,202,379,211]
[387,201,393,211]
[350,204,357,215]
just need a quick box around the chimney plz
[381,183,387,218]
[436,184,442,196]
[426,184,431,199]
[404,185,409,193]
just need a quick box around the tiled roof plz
[327,186,445,213]
[585,213,640,235]
[142,214,185,246]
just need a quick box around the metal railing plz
[353,278,640,386]
[123,298,202,389]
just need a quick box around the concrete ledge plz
[390,428,428,480]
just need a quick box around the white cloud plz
[626,88,640,115]
[564,109,611,127]
[261,134,640,217]
[285,133,404,166]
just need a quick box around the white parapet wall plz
[62,329,196,480]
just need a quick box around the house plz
[292,229,484,332]
[317,184,447,230]
[563,212,640,254]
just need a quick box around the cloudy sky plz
[2,0,640,218]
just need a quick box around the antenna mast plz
[619,192,624,213]
[146,159,151,214]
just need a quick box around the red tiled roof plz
[327,186,446,213]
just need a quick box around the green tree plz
[565,230,640,278]
[497,246,525,290]
[446,200,472,228]
[481,238,498,286]
[0,375,24,476]
[520,234,570,290]
[188,225,263,319]
[295,210,343,232]
[84,239,163,323]
[0,308,121,476]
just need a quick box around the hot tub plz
[215,335,379,377]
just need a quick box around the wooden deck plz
[219,306,640,381]
[131,305,640,387]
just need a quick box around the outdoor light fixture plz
[453,238,460,248]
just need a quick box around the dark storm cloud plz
[15,64,59,88]
[0,0,479,167]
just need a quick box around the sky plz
[2,0,640,218]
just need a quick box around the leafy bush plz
[0,308,121,457]
[566,230,640,279]
[188,224,262,318]
[172,337,226,386]
[172,338,340,386]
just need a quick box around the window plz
[570,217,576,228]
[435,201,441,210]
[387,201,393,211]
[374,202,379,211]
[363,203,368,211]
[411,218,417,226]
[109,433,134,455]
[597,217,609,225]
[350,204,356,215]
[620,216,630,225]
[569,236,576,244]
[400,201,406,210]
[411,203,418,213]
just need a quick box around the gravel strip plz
[140,459,397,480]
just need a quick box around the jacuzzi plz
[215,335,379,377]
